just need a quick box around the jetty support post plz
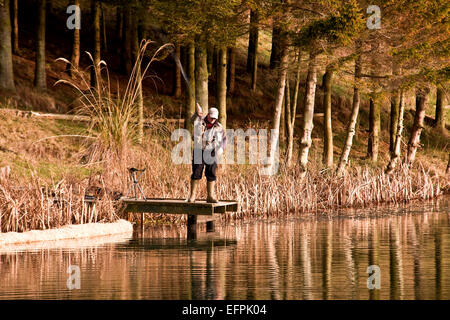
[206,220,215,232]
[187,214,197,240]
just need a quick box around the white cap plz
[208,107,219,119]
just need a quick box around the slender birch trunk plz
[185,42,195,134]
[195,41,208,109]
[434,86,445,130]
[298,51,317,176]
[386,91,405,173]
[367,93,380,163]
[217,46,227,130]
[267,39,288,174]
[337,44,362,175]
[323,65,335,168]
[90,0,101,88]
[389,62,401,153]
[0,0,15,91]
[280,74,289,152]
[390,89,401,153]
[68,0,80,78]
[34,0,46,90]
[280,79,286,149]
[285,51,301,167]
[406,87,430,165]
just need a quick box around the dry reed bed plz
[0,156,442,233]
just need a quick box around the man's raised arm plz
[190,102,203,123]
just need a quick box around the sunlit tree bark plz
[34,0,46,90]
[285,52,301,167]
[0,0,15,91]
[337,43,362,175]
[195,41,208,109]
[90,0,101,88]
[68,0,80,78]
[185,42,195,134]
[298,51,317,176]
[267,37,288,174]
[227,46,235,94]
[11,0,19,54]
[323,65,335,168]
[217,46,227,130]
[386,91,405,173]
[434,86,446,130]
[367,93,380,163]
[406,87,430,165]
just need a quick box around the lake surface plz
[1,196,449,300]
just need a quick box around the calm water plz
[1,196,449,300]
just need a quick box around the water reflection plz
[0,197,449,300]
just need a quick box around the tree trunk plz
[406,87,430,165]
[227,46,235,94]
[284,74,290,150]
[34,0,46,90]
[90,0,101,88]
[267,38,288,174]
[195,41,208,109]
[207,45,214,76]
[101,3,107,53]
[386,91,405,173]
[367,94,380,163]
[68,0,80,78]
[121,4,132,75]
[390,89,400,153]
[323,65,335,168]
[247,10,258,91]
[173,43,182,98]
[270,25,281,70]
[434,86,445,130]
[185,42,195,134]
[0,0,15,91]
[11,0,18,54]
[337,45,362,175]
[129,5,143,144]
[298,51,318,176]
[280,81,286,149]
[217,47,227,130]
[286,51,301,167]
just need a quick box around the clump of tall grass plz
[55,40,172,168]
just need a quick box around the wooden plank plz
[125,203,214,215]
[85,197,238,215]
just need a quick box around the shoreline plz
[0,219,133,247]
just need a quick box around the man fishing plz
[187,102,226,203]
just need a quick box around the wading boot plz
[206,181,218,203]
[187,179,199,203]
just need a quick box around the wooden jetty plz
[84,197,239,239]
